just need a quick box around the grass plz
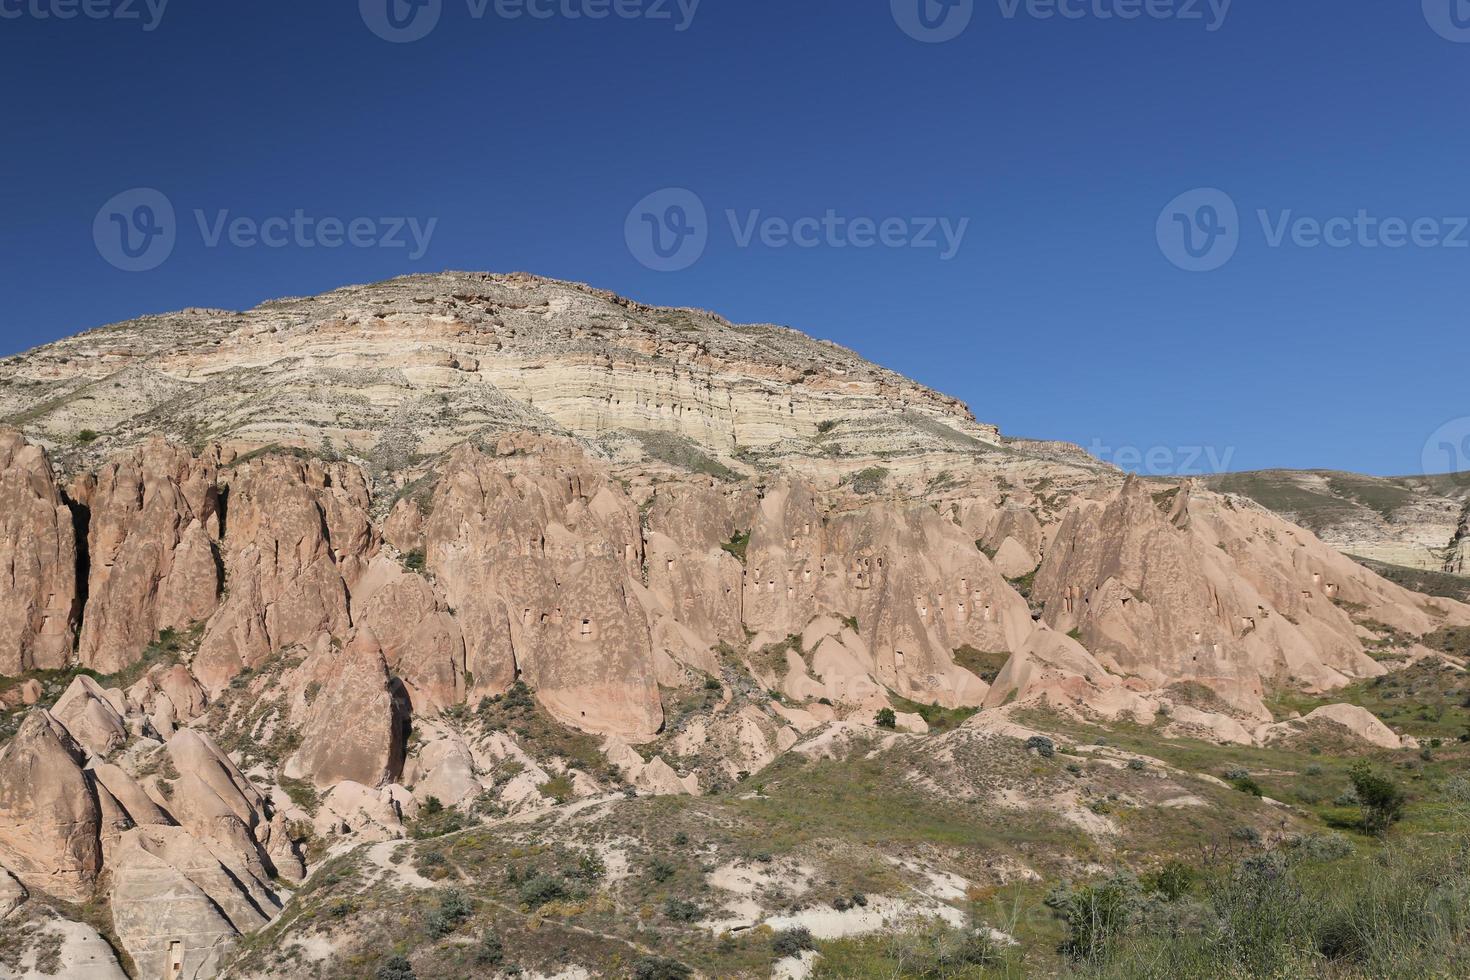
[1349,556,1470,603]
[1066,833,1470,979]
[629,430,738,482]
[889,693,980,733]
[1264,660,1470,742]
[847,467,890,496]
[476,681,609,778]
[953,646,1011,684]
[726,747,1084,860]
[721,530,751,565]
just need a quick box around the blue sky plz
[2,0,1467,476]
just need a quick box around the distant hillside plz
[1208,469,1470,575]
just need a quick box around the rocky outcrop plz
[351,555,466,714]
[0,864,28,918]
[110,827,247,980]
[50,676,128,758]
[73,437,221,674]
[424,438,663,738]
[0,712,102,901]
[313,781,417,841]
[0,430,78,674]
[193,455,372,694]
[1032,480,1425,716]
[1259,703,1407,750]
[285,628,408,790]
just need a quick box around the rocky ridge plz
[1,274,1467,978]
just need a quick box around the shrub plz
[1288,831,1353,863]
[1231,826,1262,845]
[538,774,575,804]
[1209,854,1313,976]
[632,958,693,980]
[403,550,426,572]
[1143,861,1197,900]
[1229,774,1264,797]
[1224,766,1251,781]
[848,467,889,495]
[426,889,471,938]
[1026,735,1056,759]
[664,898,702,922]
[1349,762,1406,837]
[518,873,568,909]
[1127,758,1147,771]
[641,856,676,883]
[875,708,897,730]
[772,927,817,957]
[1050,874,1141,963]
[376,956,415,980]
[474,931,504,966]
[76,429,99,444]
[568,851,605,882]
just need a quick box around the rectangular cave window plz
[168,942,184,980]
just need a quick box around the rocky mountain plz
[1,273,1468,979]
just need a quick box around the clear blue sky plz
[2,1,1467,476]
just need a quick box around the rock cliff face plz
[0,272,1009,482]
[0,273,1467,978]
[73,437,222,674]
[0,430,78,674]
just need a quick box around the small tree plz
[875,708,897,730]
[1349,762,1405,837]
